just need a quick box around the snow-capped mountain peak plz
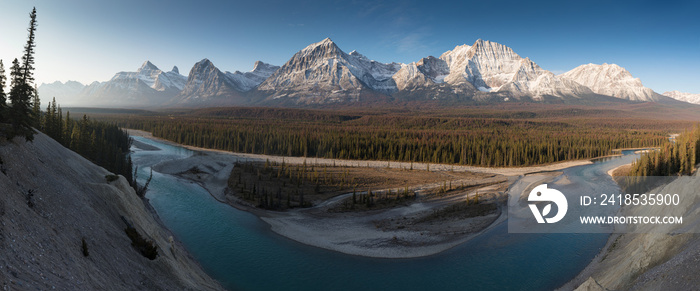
[195,58,214,70]
[258,38,402,102]
[138,60,159,72]
[251,61,279,75]
[403,39,593,99]
[559,63,658,101]
[176,58,279,105]
[299,37,342,56]
[176,58,242,104]
[104,61,186,93]
[663,90,700,104]
[456,39,526,90]
[171,66,179,74]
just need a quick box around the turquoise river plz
[130,136,639,291]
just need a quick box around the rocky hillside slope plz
[0,132,222,290]
[565,173,700,290]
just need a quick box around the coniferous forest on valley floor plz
[77,102,700,168]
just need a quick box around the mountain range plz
[662,91,700,104]
[39,38,689,108]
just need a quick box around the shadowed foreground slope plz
[0,132,222,290]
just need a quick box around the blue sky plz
[1,0,699,93]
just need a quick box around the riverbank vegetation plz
[629,125,700,176]
[227,159,493,210]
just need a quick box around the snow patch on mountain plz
[226,61,280,91]
[392,56,451,91]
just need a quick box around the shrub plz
[105,174,119,182]
[124,226,158,260]
[81,237,89,257]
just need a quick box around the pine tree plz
[56,103,63,144]
[0,60,6,123]
[79,114,89,154]
[7,8,38,141]
[21,8,37,85]
[31,85,41,128]
[8,58,34,141]
[63,110,72,146]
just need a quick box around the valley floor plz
[130,128,700,286]
[130,129,581,258]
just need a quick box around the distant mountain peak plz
[171,66,179,74]
[258,37,401,102]
[301,38,342,56]
[348,50,371,62]
[251,61,278,73]
[663,90,700,104]
[560,63,657,101]
[311,37,336,48]
[195,58,214,67]
[225,61,280,92]
[138,60,159,72]
[176,58,243,104]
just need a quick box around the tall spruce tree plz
[7,7,38,141]
[21,8,37,85]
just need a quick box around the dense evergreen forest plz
[629,126,700,176]
[37,98,134,184]
[101,107,683,167]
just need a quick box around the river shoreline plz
[131,128,700,289]
[127,129,593,176]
